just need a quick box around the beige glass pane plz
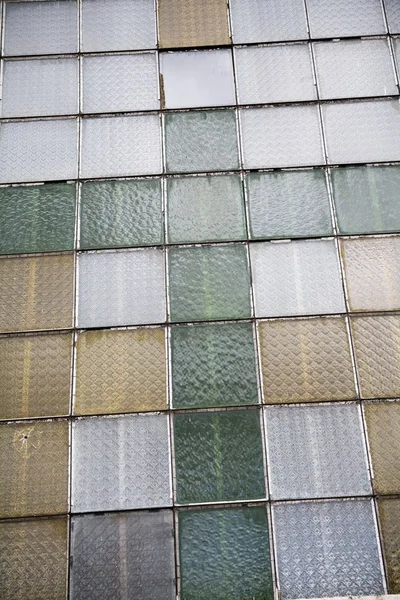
[0,254,74,333]
[75,328,166,415]
[0,516,68,600]
[0,333,72,420]
[378,498,400,593]
[0,420,69,517]
[364,401,400,494]
[259,317,356,403]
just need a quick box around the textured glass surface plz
[0,183,76,255]
[246,170,332,240]
[83,53,158,114]
[378,497,400,593]
[168,245,251,322]
[323,100,400,164]
[0,254,74,333]
[259,317,356,403]
[0,420,69,517]
[167,174,246,243]
[230,0,307,43]
[78,249,165,328]
[174,410,265,504]
[341,236,400,312]
[266,403,371,500]
[0,516,68,600]
[393,39,400,75]
[4,1,78,56]
[251,239,345,317]
[364,401,400,494]
[165,110,239,173]
[235,45,316,104]
[241,106,324,169]
[306,0,386,37]
[0,119,77,184]
[70,511,175,600]
[72,414,171,512]
[82,0,156,51]
[2,58,78,118]
[75,328,166,415]
[80,179,163,250]
[81,115,162,178]
[179,507,273,600]
[171,322,258,409]
[0,333,72,420]
[386,0,400,33]
[314,39,397,100]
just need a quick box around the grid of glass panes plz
[1,0,400,599]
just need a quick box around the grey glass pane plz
[4,0,78,56]
[168,245,251,322]
[273,500,385,599]
[241,106,324,169]
[165,110,239,173]
[306,0,386,38]
[82,53,158,114]
[0,119,77,184]
[81,116,162,178]
[82,0,156,51]
[230,0,308,43]
[246,170,332,239]
[265,404,371,500]
[332,165,400,234]
[393,39,400,72]
[235,45,316,105]
[251,239,345,317]
[167,174,246,243]
[161,50,235,109]
[70,511,175,600]
[385,0,400,33]
[323,100,400,164]
[72,414,171,512]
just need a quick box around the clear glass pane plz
[385,0,400,33]
[378,497,400,593]
[306,0,386,38]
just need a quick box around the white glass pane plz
[306,0,386,38]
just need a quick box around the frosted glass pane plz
[251,239,345,317]
[241,106,324,169]
[394,39,400,73]
[78,249,166,328]
[385,0,400,33]
[378,498,400,592]
[306,0,386,38]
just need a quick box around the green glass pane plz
[0,183,75,255]
[171,322,258,408]
[80,179,163,249]
[179,507,273,600]
[168,245,251,322]
[247,169,332,239]
[167,174,246,243]
[332,165,400,234]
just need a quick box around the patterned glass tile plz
[246,170,332,240]
[306,0,386,38]
[0,254,74,333]
[0,183,76,255]
[235,44,316,105]
[174,410,265,504]
[0,420,69,517]
[81,115,162,178]
[171,322,259,409]
[70,511,175,600]
[179,507,273,600]
[364,400,400,494]
[241,106,324,169]
[78,249,165,328]
[74,327,166,415]
[385,0,400,33]
[0,119,78,184]
[378,497,400,593]
[0,516,68,600]
[82,53,159,114]
[80,179,163,250]
[165,110,239,173]
[340,236,400,312]
[259,317,356,403]
[167,174,246,244]
[168,245,251,322]
[71,414,171,512]
[82,0,156,51]
[0,333,72,420]
[251,239,345,317]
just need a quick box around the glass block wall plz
[1,0,400,599]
